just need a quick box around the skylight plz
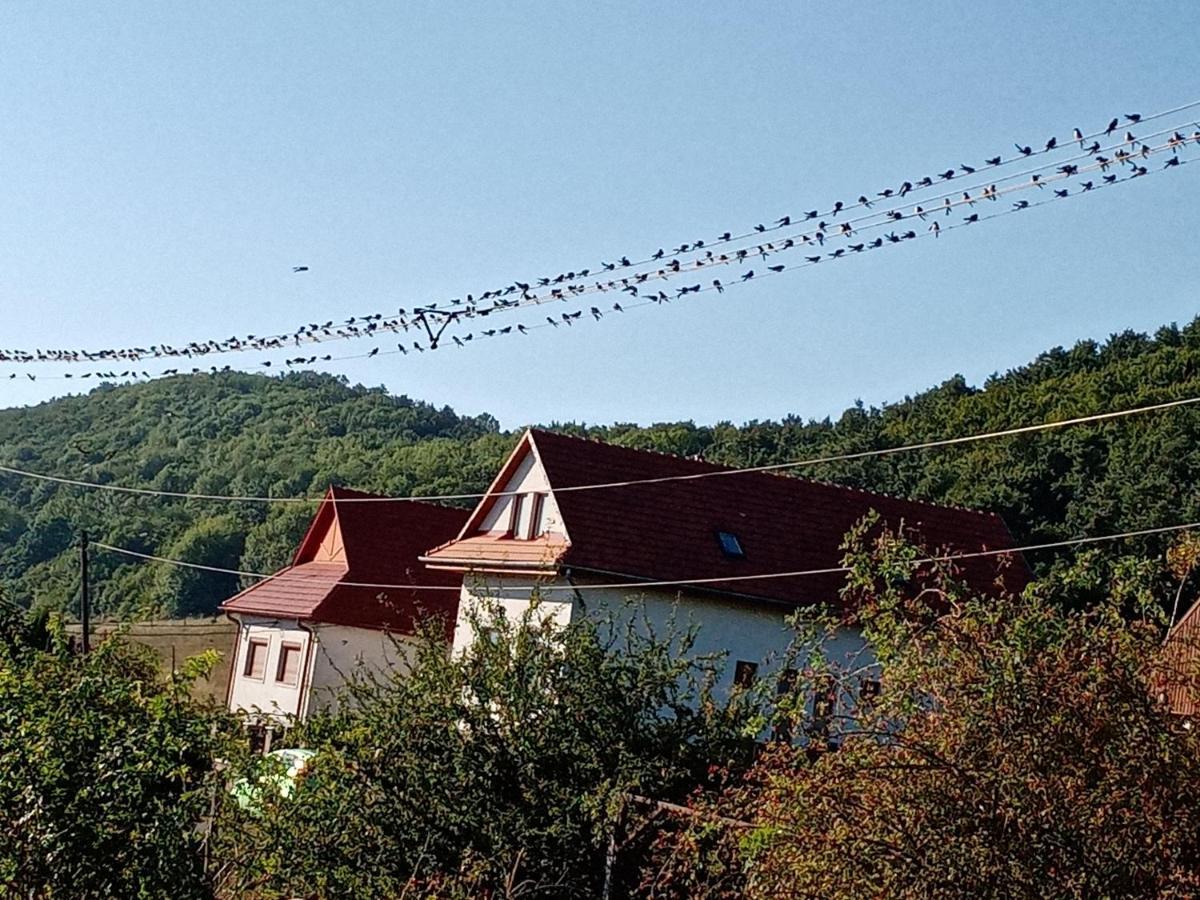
[716,531,744,558]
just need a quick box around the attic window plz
[716,531,744,558]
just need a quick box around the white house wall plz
[450,576,575,657]
[227,616,312,722]
[306,623,420,715]
[449,575,875,707]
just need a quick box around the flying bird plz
[292,266,309,273]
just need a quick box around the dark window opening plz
[859,678,881,706]
[734,660,758,689]
[808,676,839,749]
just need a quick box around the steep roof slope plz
[428,429,1028,606]
[223,486,469,634]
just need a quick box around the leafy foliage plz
[0,622,241,898]
[647,522,1200,898]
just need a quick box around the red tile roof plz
[425,429,1028,607]
[222,487,469,635]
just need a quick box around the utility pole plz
[79,530,90,654]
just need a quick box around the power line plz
[4,103,1198,366]
[5,136,1193,385]
[7,141,1192,385]
[4,392,1199,504]
[90,520,1200,593]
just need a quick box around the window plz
[808,676,838,747]
[716,530,744,558]
[243,639,269,680]
[733,660,758,689]
[772,668,799,743]
[527,493,547,539]
[859,678,881,706]
[508,493,526,538]
[276,643,302,686]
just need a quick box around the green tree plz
[0,627,240,898]
[656,521,1200,898]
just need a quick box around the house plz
[422,428,1028,713]
[221,486,468,729]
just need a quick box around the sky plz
[1,1,1198,430]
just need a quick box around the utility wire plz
[8,140,1191,384]
[5,103,1198,366]
[4,392,1200,504]
[90,520,1200,593]
[7,135,1190,381]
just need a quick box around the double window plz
[242,637,304,687]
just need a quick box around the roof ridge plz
[527,427,1003,521]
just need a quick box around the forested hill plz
[4,318,1200,618]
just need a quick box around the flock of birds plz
[3,107,1198,383]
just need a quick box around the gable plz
[458,430,568,542]
[314,515,346,563]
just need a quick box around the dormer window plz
[716,530,744,558]
[508,492,549,539]
[508,493,526,538]
[528,493,547,539]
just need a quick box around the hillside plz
[4,319,1200,618]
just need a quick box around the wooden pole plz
[79,531,90,654]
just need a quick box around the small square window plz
[716,531,744,558]
[243,639,269,680]
[276,643,302,686]
[733,660,758,689]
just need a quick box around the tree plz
[653,519,1200,898]
[0,624,240,898]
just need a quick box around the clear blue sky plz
[2,1,1198,429]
